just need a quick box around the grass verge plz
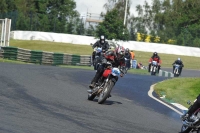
[154,78,200,107]
[10,39,200,70]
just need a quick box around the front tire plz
[150,66,156,75]
[174,69,179,77]
[180,124,192,133]
[98,80,114,104]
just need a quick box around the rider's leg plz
[179,67,182,75]
[157,65,160,73]
[92,51,96,63]
[148,64,151,72]
[89,65,104,89]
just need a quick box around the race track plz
[0,62,199,133]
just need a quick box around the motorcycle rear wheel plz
[180,124,192,133]
[98,80,114,104]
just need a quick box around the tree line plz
[130,0,200,47]
[0,0,200,47]
[0,0,86,34]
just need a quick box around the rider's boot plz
[87,82,96,93]
[89,82,95,89]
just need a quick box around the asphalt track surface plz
[0,62,199,133]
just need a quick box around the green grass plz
[154,78,200,107]
[10,39,93,55]
[0,58,28,64]
[10,39,200,70]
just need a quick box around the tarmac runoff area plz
[148,84,188,116]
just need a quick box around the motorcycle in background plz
[173,64,181,77]
[93,47,103,70]
[87,59,123,104]
[180,100,200,133]
[90,43,104,70]
[150,61,158,75]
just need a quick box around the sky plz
[74,0,152,17]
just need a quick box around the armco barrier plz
[0,47,91,66]
[158,70,174,78]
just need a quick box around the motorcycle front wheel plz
[180,124,192,133]
[98,80,114,104]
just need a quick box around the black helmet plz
[125,48,130,52]
[100,35,105,44]
[153,52,158,56]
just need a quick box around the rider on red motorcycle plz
[148,52,162,73]
[89,45,126,89]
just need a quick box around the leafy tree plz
[86,24,96,36]
[96,9,129,41]
[0,0,8,13]
[75,17,85,35]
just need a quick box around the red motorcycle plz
[87,60,122,104]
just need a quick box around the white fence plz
[0,18,11,47]
[11,31,200,57]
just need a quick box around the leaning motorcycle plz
[150,61,158,75]
[87,60,122,104]
[173,64,181,77]
[180,100,200,133]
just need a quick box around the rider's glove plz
[102,58,107,64]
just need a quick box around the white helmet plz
[178,58,181,61]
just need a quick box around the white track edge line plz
[148,84,183,115]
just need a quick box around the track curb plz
[148,83,188,115]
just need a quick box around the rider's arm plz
[92,41,98,49]
[149,57,153,63]
[158,56,162,64]
[105,42,109,51]
[181,61,184,67]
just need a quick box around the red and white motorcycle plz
[87,60,122,104]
